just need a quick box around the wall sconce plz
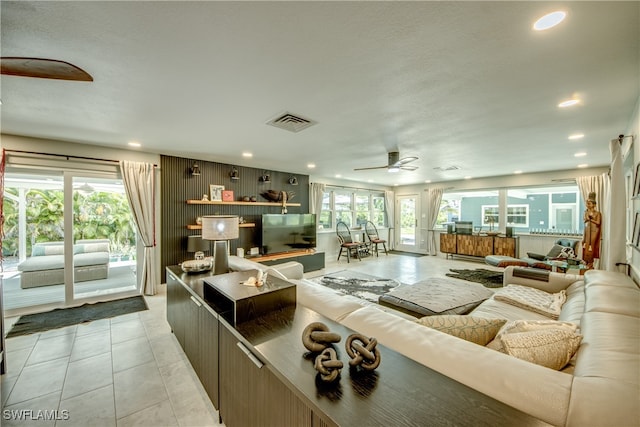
[190,162,201,176]
[260,172,271,183]
[288,176,298,185]
[229,167,240,181]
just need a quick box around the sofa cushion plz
[73,241,110,254]
[32,243,65,256]
[584,284,640,318]
[494,284,566,319]
[293,279,366,322]
[487,319,579,352]
[415,315,506,345]
[17,254,65,272]
[500,329,582,370]
[74,252,110,267]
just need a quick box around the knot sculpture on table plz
[345,333,381,371]
[302,322,341,353]
[314,348,343,383]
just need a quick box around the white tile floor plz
[1,252,491,427]
[1,286,220,427]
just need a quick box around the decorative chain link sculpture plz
[314,348,343,382]
[302,322,341,353]
[345,333,381,371]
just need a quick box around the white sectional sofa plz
[228,256,639,427]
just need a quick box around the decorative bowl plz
[180,259,212,273]
[486,231,500,236]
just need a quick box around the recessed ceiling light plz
[514,170,523,174]
[464,176,472,180]
[242,152,253,158]
[394,184,399,187]
[568,133,584,140]
[425,180,431,183]
[128,141,141,147]
[574,152,587,157]
[388,167,400,173]
[533,11,567,31]
[307,163,316,169]
[558,99,580,108]
[577,164,588,168]
[335,174,342,178]
[367,180,374,183]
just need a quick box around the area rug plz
[6,296,148,338]
[388,250,425,257]
[446,268,504,288]
[311,270,401,303]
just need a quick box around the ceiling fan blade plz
[353,165,387,171]
[393,156,419,167]
[399,165,419,171]
[1,57,93,81]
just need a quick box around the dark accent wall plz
[160,155,309,281]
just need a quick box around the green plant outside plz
[2,188,136,258]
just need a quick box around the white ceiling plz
[1,1,638,186]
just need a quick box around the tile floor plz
[1,252,489,426]
[1,286,221,427]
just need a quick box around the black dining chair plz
[336,221,366,262]
[365,221,388,256]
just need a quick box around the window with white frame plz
[319,188,386,230]
[482,204,529,227]
[435,185,582,233]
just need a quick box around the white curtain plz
[309,182,326,227]
[120,161,158,295]
[385,190,395,249]
[576,174,607,269]
[427,188,444,255]
[605,138,626,271]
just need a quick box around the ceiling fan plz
[1,57,93,81]
[354,151,419,173]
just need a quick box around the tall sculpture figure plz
[582,192,602,269]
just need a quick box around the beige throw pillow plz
[486,319,579,352]
[415,315,506,346]
[493,284,567,319]
[500,329,582,370]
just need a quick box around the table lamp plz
[201,215,239,275]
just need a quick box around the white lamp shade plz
[201,215,239,240]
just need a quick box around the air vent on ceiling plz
[266,112,317,133]
[433,165,460,171]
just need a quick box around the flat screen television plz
[261,214,317,255]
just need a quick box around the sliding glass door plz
[2,170,139,315]
[71,175,138,300]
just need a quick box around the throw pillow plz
[500,329,583,370]
[415,315,506,346]
[486,319,579,352]
[493,284,567,319]
[557,246,576,259]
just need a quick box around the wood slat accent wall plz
[160,155,309,281]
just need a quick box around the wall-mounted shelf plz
[187,200,301,207]
[187,223,256,230]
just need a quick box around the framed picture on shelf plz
[222,190,234,202]
[209,184,225,202]
[634,163,640,197]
